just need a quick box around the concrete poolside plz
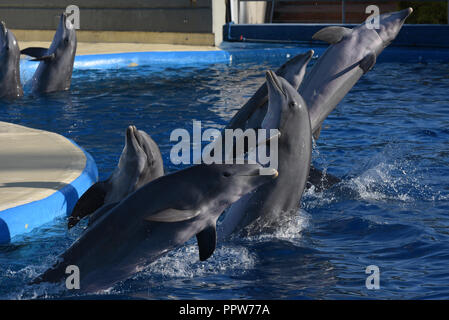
[19,42,220,55]
[0,122,97,243]
[0,122,86,212]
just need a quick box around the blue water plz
[0,52,449,299]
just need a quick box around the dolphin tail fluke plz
[68,181,107,229]
[196,224,217,261]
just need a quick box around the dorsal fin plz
[68,181,107,229]
[312,26,352,44]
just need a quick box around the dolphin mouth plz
[126,125,144,151]
[266,70,286,97]
[0,21,7,41]
[306,49,314,60]
[404,7,413,19]
[237,167,278,178]
[0,21,6,36]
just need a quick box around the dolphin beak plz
[126,125,136,145]
[0,21,7,37]
[400,7,413,20]
[306,49,314,59]
[266,70,286,97]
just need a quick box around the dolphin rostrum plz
[21,13,77,94]
[0,21,23,99]
[33,163,278,292]
[68,125,164,229]
[218,70,312,238]
[300,8,413,139]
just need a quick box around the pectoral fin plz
[312,26,352,44]
[196,224,217,261]
[144,208,201,223]
[68,181,107,229]
[307,166,341,192]
[313,125,322,140]
[359,53,376,74]
[21,47,54,61]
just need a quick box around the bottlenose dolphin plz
[300,8,413,138]
[218,71,312,238]
[227,50,314,131]
[68,125,164,229]
[33,163,278,292]
[208,50,313,164]
[21,13,77,94]
[0,21,23,99]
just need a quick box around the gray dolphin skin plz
[0,21,23,99]
[227,49,314,131]
[300,8,413,138]
[68,125,164,229]
[218,71,312,238]
[33,163,278,292]
[21,13,77,94]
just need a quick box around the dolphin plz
[226,50,314,131]
[33,163,278,292]
[68,125,164,229]
[208,50,313,164]
[300,8,413,139]
[0,21,23,99]
[218,70,312,238]
[21,13,77,94]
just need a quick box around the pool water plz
[0,54,448,299]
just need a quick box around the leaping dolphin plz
[300,7,413,139]
[0,21,23,99]
[68,125,164,229]
[21,13,77,94]
[218,71,312,238]
[33,163,278,292]
[226,50,314,131]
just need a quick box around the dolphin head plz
[107,126,155,202]
[262,70,308,133]
[0,21,19,63]
[375,7,413,48]
[276,50,314,90]
[199,163,278,214]
[48,13,77,58]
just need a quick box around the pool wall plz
[0,140,98,244]
[223,23,449,48]
[19,42,449,82]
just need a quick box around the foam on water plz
[141,244,256,279]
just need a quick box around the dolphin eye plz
[289,101,297,108]
[223,172,232,177]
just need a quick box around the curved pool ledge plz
[19,43,449,81]
[0,122,98,244]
